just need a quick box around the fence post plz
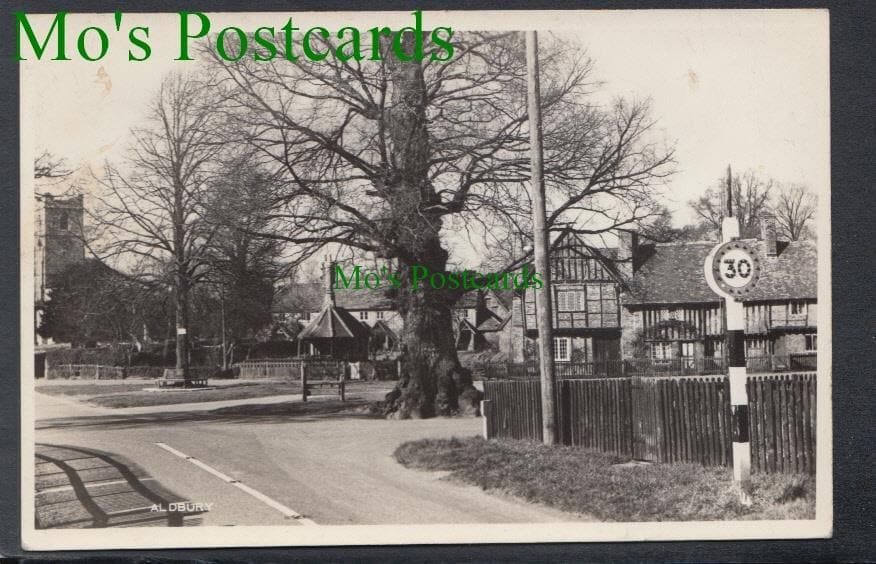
[560,380,572,445]
[481,400,494,439]
[339,378,345,402]
[301,363,307,402]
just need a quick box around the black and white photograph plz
[19,9,831,549]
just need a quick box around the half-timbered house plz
[510,231,624,363]
[621,215,817,371]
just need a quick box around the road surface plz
[34,391,585,527]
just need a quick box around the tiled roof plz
[273,282,395,311]
[477,315,509,332]
[487,289,515,311]
[334,287,396,310]
[623,239,817,305]
[370,320,398,341]
[271,282,323,313]
[455,291,480,308]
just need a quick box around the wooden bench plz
[300,364,345,402]
[158,378,209,389]
[159,369,209,389]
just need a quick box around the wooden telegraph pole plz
[525,31,558,445]
[705,165,757,503]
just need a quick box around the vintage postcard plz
[20,9,831,550]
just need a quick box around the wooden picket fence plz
[234,358,345,380]
[475,354,816,380]
[46,364,126,380]
[235,359,305,379]
[483,372,817,474]
[46,364,222,381]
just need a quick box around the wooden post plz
[481,399,494,439]
[301,362,308,402]
[525,30,558,445]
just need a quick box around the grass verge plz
[394,437,814,521]
[38,381,395,409]
[36,382,156,396]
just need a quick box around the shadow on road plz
[35,443,205,528]
[37,398,383,432]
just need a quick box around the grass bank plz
[36,382,157,396]
[37,380,395,409]
[394,437,814,522]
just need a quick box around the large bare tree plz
[92,73,222,382]
[205,31,674,417]
[689,169,775,239]
[34,149,72,179]
[203,156,288,360]
[773,183,817,241]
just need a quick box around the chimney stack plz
[324,260,335,307]
[617,230,639,280]
[760,212,777,257]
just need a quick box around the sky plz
[22,9,829,265]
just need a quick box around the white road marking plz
[154,442,316,525]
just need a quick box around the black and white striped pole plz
[704,167,760,503]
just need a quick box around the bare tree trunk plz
[175,274,190,382]
[387,266,478,418]
[380,32,478,418]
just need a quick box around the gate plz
[628,375,736,465]
[630,376,661,461]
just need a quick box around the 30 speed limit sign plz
[709,240,761,296]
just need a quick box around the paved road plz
[35,392,585,526]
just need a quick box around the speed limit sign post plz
[705,213,759,504]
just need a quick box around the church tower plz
[34,194,85,342]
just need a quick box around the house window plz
[376,311,384,320]
[556,290,584,312]
[58,211,69,231]
[790,301,805,315]
[705,339,723,358]
[553,337,570,362]
[680,342,695,358]
[745,337,773,357]
[804,333,817,351]
[359,311,369,321]
[651,341,672,360]
[586,283,619,327]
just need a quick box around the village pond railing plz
[473,353,816,380]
